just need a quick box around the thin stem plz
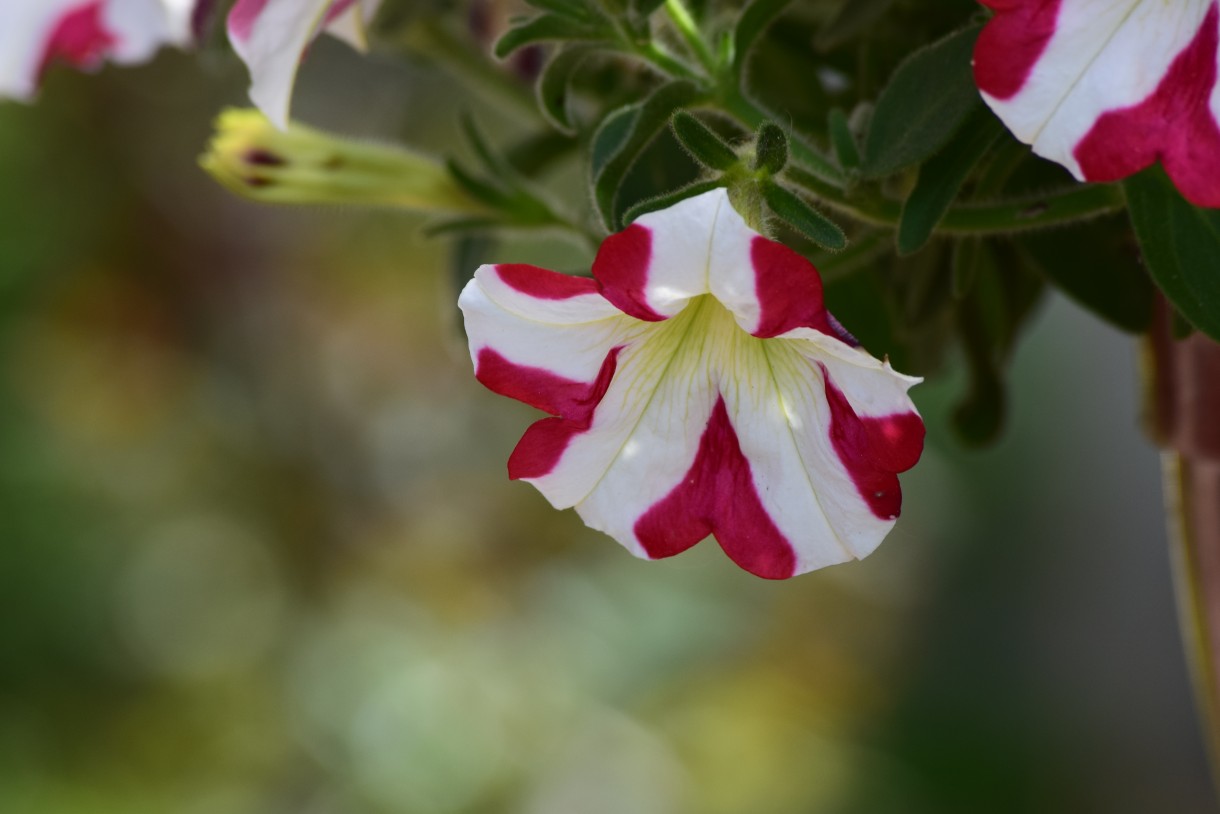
[664,0,718,74]
[634,41,703,80]
[785,165,1125,235]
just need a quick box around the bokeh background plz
[0,13,1216,814]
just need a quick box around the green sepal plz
[897,110,1003,255]
[753,122,788,175]
[863,24,983,178]
[622,180,725,224]
[762,183,847,251]
[671,111,738,171]
[591,80,704,230]
[731,0,795,71]
[537,44,602,134]
[494,13,605,59]
[1125,167,1220,341]
[1020,217,1153,333]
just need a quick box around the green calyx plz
[199,109,484,213]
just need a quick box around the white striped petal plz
[227,0,381,129]
[460,188,925,579]
[975,0,1220,206]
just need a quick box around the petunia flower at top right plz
[974,0,1220,207]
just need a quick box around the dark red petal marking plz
[494,264,600,300]
[228,0,271,42]
[973,0,1063,100]
[823,369,924,521]
[633,398,797,580]
[1073,4,1220,208]
[38,2,117,78]
[474,347,620,480]
[592,224,666,322]
[749,236,837,339]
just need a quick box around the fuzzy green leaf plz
[592,80,703,230]
[897,111,1003,255]
[762,183,846,250]
[732,0,795,71]
[537,44,602,133]
[863,25,983,178]
[827,108,860,171]
[1126,168,1220,341]
[495,13,604,59]
[671,112,738,171]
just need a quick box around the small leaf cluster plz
[398,0,1219,446]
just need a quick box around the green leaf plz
[1126,167,1220,340]
[897,111,1003,255]
[827,108,860,171]
[591,80,703,230]
[863,24,983,178]
[671,112,738,171]
[494,13,604,59]
[951,242,1045,446]
[762,183,847,251]
[537,44,602,133]
[622,180,724,224]
[445,159,513,209]
[1020,217,1153,333]
[591,105,640,180]
[732,0,795,71]
[753,122,788,174]
[815,0,895,51]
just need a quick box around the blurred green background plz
[0,25,1215,814]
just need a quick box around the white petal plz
[227,0,336,128]
[978,0,1212,179]
[0,0,104,99]
[724,329,922,575]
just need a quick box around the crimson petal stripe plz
[823,368,925,521]
[633,397,798,580]
[1073,4,1220,208]
[973,0,1063,101]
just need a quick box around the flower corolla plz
[0,0,197,100]
[974,0,1220,207]
[458,188,925,580]
[226,0,382,129]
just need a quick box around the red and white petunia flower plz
[227,0,382,129]
[458,188,925,580]
[974,0,1220,207]
[0,0,197,101]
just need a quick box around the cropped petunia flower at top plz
[0,0,197,101]
[458,188,925,579]
[974,0,1220,207]
[226,0,382,129]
